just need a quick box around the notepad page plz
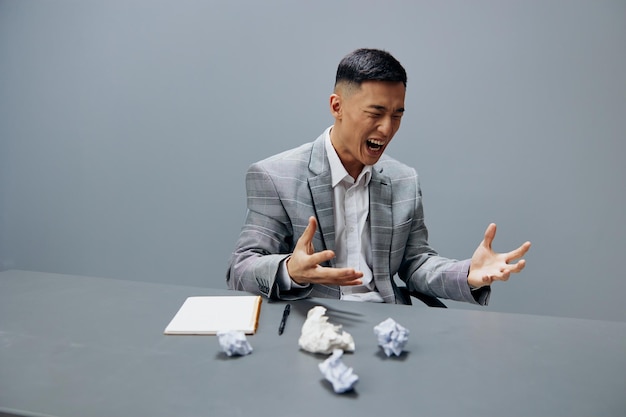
[164,295,261,335]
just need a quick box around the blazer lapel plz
[369,167,395,303]
[307,135,336,262]
[308,174,335,257]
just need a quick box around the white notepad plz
[164,295,262,335]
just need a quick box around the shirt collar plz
[324,127,372,188]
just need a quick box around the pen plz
[278,303,291,335]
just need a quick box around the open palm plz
[468,223,531,289]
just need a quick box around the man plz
[227,48,531,305]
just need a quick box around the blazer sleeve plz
[397,175,490,306]
[226,162,313,301]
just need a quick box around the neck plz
[329,127,364,180]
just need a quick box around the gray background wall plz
[1,0,624,322]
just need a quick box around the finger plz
[307,249,336,266]
[505,241,531,262]
[493,259,526,280]
[339,278,364,286]
[296,216,318,251]
[499,269,511,281]
[291,251,335,279]
[315,264,362,278]
[316,266,364,285]
[328,274,364,286]
[485,270,509,283]
[482,223,497,250]
[506,259,526,273]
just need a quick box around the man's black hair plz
[335,48,407,87]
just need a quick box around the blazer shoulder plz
[375,154,418,180]
[248,141,315,175]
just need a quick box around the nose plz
[378,116,393,138]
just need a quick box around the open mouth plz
[367,139,385,151]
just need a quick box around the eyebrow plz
[367,104,405,113]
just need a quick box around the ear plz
[329,93,342,119]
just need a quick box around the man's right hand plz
[286,216,364,286]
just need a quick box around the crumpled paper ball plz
[217,330,253,356]
[298,306,355,354]
[318,349,359,393]
[373,317,409,357]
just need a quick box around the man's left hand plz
[468,223,531,289]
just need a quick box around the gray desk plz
[1,270,625,417]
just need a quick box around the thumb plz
[297,216,318,250]
[482,223,497,250]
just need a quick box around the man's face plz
[329,80,405,178]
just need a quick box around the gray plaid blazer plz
[227,132,486,305]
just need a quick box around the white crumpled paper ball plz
[217,330,253,356]
[298,306,355,354]
[318,349,359,393]
[373,317,409,357]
